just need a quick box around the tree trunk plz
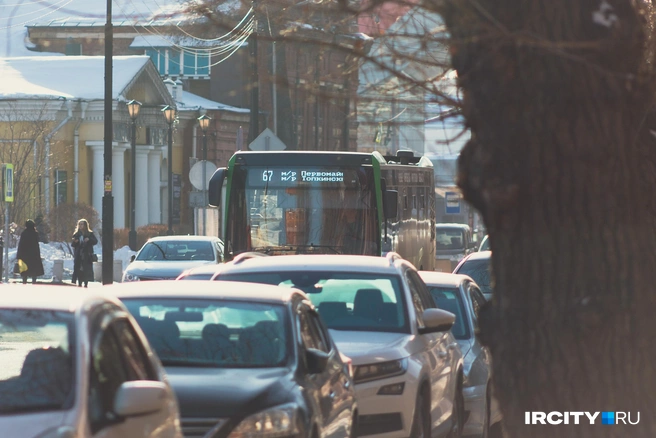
[439,1,656,436]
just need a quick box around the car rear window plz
[218,271,409,334]
[123,299,290,368]
[0,309,75,414]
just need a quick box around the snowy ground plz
[4,242,137,281]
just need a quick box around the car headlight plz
[354,358,408,383]
[123,272,140,282]
[228,403,299,438]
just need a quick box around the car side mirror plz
[130,255,136,263]
[208,167,227,207]
[306,348,330,374]
[383,190,398,219]
[420,308,455,334]
[113,381,167,417]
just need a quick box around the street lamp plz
[197,113,211,236]
[162,105,176,235]
[127,99,141,250]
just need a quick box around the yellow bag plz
[17,259,28,273]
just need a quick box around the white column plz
[112,144,129,228]
[90,144,104,215]
[135,146,153,227]
[148,148,162,224]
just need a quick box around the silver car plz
[0,286,182,438]
[419,272,502,438]
[123,235,224,282]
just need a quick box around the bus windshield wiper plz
[291,244,342,254]
[250,246,296,254]
[250,245,342,255]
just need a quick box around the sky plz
[0,0,190,57]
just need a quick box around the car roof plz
[181,264,225,275]
[107,280,306,304]
[219,254,404,274]
[146,235,222,242]
[461,250,491,262]
[0,285,118,312]
[418,271,472,287]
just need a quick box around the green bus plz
[208,150,436,270]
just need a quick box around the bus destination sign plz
[248,167,353,187]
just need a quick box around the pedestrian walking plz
[71,218,97,288]
[16,219,45,284]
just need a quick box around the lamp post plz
[162,105,176,235]
[127,99,141,250]
[197,113,211,235]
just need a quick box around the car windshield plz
[0,310,75,414]
[436,228,466,251]
[456,258,492,295]
[123,299,289,368]
[137,241,216,261]
[426,287,470,340]
[219,272,408,333]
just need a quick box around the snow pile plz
[6,242,137,281]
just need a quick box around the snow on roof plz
[1,0,190,57]
[130,35,247,49]
[0,55,150,100]
[177,90,249,114]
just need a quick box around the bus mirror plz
[384,190,398,219]
[208,167,227,207]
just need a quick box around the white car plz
[123,235,224,282]
[0,286,182,438]
[213,252,465,438]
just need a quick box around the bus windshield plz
[227,166,379,255]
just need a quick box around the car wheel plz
[410,388,431,438]
[448,378,464,438]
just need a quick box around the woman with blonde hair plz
[71,218,97,287]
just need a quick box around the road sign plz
[445,191,460,214]
[249,128,286,151]
[4,164,13,203]
[189,160,218,191]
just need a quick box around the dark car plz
[453,251,492,300]
[111,280,357,438]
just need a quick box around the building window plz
[54,170,67,206]
[65,39,82,56]
[145,48,210,78]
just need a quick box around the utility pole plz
[102,0,114,284]
[248,3,259,144]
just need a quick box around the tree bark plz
[439,0,656,436]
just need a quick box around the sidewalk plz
[5,278,107,287]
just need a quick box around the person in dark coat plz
[71,218,98,288]
[17,219,45,284]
